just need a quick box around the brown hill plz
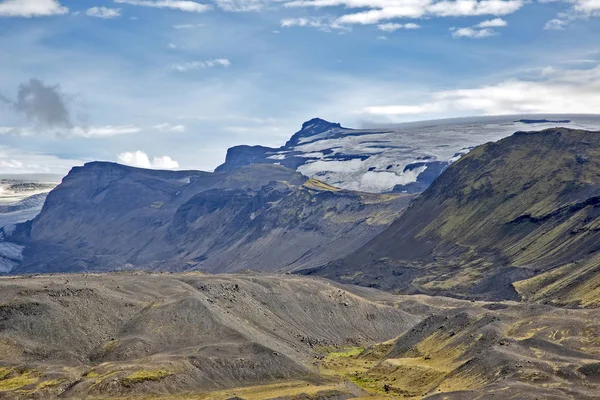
[0,272,417,399]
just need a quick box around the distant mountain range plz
[0,162,412,274]
[3,116,600,310]
[216,115,600,193]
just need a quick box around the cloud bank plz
[362,65,600,117]
[117,150,180,169]
[0,0,68,17]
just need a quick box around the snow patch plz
[298,159,365,174]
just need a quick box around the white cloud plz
[284,0,524,26]
[544,18,567,30]
[213,0,269,11]
[86,6,121,18]
[0,145,82,174]
[0,0,68,17]
[572,0,600,16]
[113,0,212,13]
[361,64,600,117]
[451,26,496,38]
[378,22,420,32]
[117,150,179,169]
[280,17,350,32]
[151,155,180,169]
[173,23,204,28]
[153,123,186,132]
[171,58,231,71]
[71,125,141,138]
[0,124,140,138]
[0,126,34,136]
[377,35,388,40]
[476,17,506,27]
[451,17,507,38]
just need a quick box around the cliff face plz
[305,128,600,307]
[2,162,414,274]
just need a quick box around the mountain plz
[216,115,600,194]
[0,162,413,275]
[303,128,600,308]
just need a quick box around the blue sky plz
[0,0,599,173]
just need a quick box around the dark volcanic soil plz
[0,272,417,399]
[0,273,598,399]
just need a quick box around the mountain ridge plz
[303,127,600,308]
[1,162,414,275]
[215,115,600,193]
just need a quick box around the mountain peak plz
[285,118,346,148]
[300,117,342,132]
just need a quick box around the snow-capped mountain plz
[217,115,600,193]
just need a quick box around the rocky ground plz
[0,272,597,399]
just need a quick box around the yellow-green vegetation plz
[85,369,101,378]
[513,256,600,308]
[84,380,352,400]
[368,330,480,398]
[37,378,65,389]
[416,261,487,292]
[366,210,403,225]
[340,271,363,280]
[360,193,403,205]
[318,320,496,399]
[324,346,365,358]
[0,368,39,391]
[0,368,11,380]
[103,338,120,352]
[303,178,341,192]
[318,345,397,397]
[120,369,172,386]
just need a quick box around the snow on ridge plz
[287,116,600,193]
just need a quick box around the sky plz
[0,0,599,174]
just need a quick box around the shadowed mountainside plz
[304,128,600,307]
[1,162,413,275]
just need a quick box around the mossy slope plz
[308,128,600,306]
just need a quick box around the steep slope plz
[216,115,600,193]
[1,162,413,274]
[305,128,600,307]
[0,272,418,399]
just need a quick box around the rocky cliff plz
[1,162,413,274]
